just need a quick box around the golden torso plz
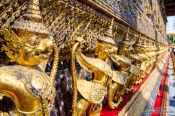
[0,65,55,115]
[93,71,109,86]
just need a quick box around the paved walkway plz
[168,59,175,116]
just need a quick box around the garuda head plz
[1,0,53,66]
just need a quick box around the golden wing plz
[1,28,22,48]
[1,28,22,62]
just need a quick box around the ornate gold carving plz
[0,0,59,115]
[71,37,112,115]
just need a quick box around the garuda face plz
[119,42,134,55]
[95,41,117,60]
[1,28,53,66]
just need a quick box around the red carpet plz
[151,56,170,116]
[101,56,166,116]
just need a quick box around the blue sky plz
[166,16,175,33]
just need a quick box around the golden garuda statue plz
[70,19,126,115]
[0,0,59,115]
[70,36,113,116]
